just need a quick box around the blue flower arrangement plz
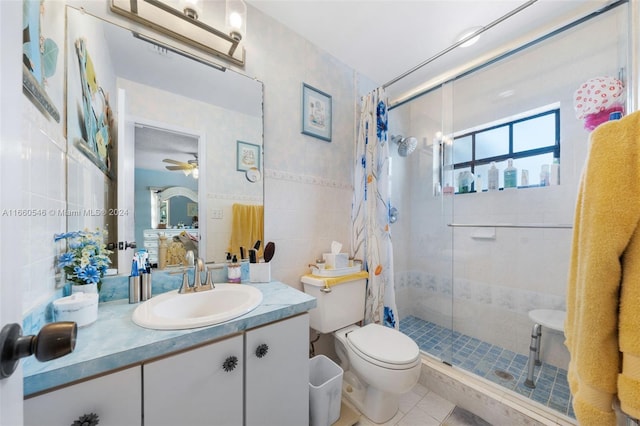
[55,229,112,290]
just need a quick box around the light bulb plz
[181,0,202,20]
[192,168,199,179]
[229,12,243,30]
[226,0,246,41]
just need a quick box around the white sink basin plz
[132,285,263,330]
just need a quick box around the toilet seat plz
[346,324,419,370]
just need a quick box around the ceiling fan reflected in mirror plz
[163,154,199,179]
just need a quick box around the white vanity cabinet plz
[245,313,310,426]
[23,313,310,426]
[23,366,141,426]
[143,334,244,426]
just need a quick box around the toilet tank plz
[301,274,366,334]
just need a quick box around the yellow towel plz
[304,271,369,288]
[565,110,640,425]
[228,204,264,258]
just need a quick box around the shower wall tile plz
[397,270,569,369]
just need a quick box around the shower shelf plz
[448,223,572,229]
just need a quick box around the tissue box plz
[322,253,348,269]
[250,262,271,283]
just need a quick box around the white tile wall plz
[21,101,67,314]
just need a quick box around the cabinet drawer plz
[143,240,158,249]
[143,230,161,239]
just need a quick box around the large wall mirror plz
[65,7,263,273]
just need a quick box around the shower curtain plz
[351,87,398,329]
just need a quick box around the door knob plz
[0,322,77,379]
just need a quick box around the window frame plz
[452,108,560,174]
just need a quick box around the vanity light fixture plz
[110,0,246,66]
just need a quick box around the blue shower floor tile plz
[403,315,573,419]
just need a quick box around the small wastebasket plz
[309,355,343,426]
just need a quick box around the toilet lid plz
[346,324,419,366]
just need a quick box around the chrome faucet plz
[178,258,214,293]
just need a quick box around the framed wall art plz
[301,83,332,142]
[22,0,64,123]
[66,7,115,178]
[237,141,261,172]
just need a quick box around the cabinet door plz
[143,334,243,426]
[245,313,309,426]
[24,366,141,426]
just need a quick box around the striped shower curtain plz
[351,87,398,329]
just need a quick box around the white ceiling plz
[247,0,614,101]
[134,125,199,172]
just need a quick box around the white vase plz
[71,283,98,294]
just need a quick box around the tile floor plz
[339,381,491,426]
[342,382,455,426]
[399,316,574,419]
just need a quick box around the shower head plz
[391,135,418,157]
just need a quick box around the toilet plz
[302,274,421,424]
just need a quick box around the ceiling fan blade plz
[166,165,191,171]
[163,158,185,165]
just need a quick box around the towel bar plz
[448,223,572,229]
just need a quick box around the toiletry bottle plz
[141,257,152,301]
[227,255,241,283]
[550,159,560,185]
[475,174,482,193]
[503,158,517,189]
[488,162,499,191]
[458,171,474,193]
[540,164,550,187]
[129,257,141,304]
[521,169,529,187]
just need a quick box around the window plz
[448,107,560,192]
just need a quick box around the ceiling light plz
[192,168,199,179]
[457,26,482,48]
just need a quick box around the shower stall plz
[388,1,632,421]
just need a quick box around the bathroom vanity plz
[22,281,315,426]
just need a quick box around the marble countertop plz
[23,281,316,396]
